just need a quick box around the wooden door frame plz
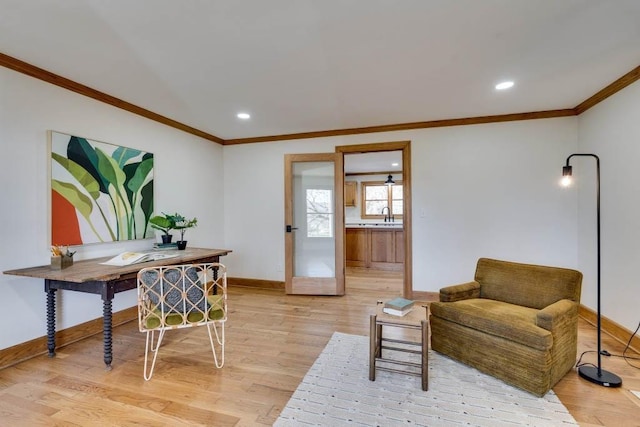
[336,141,413,299]
[284,153,345,295]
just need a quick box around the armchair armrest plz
[536,299,579,332]
[439,281,481,302]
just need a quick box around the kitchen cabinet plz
[346,227,403,271]
[345,181,357,207]
[345,228,367,267]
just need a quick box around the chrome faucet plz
[381,206,393,222]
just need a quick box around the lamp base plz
[578,366,622,387]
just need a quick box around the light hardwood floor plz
[0,267,639,426]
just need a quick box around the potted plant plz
[173,214,198,250]
[149,213,177,244]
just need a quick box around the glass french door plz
[284,153,344,295]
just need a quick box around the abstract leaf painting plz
[50,131,154,245]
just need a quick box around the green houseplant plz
[149,213,177,244]
[173,214,198,250]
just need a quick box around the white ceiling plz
[1,0,640,141]
[344,151,402,174]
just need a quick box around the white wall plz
[414,119,580,289]
[577,80,640,332]
[223,139,333,280]
[0,67,224,350]
[223,118,579,292]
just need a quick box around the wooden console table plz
[3,247,231,369]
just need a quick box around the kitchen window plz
[361,181,403,219]
[306,188,334,237]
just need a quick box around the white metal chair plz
[136,262,227,380]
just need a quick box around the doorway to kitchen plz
[336,141,412,298]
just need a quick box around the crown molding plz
[223,109,577,145]
[0,52,225,145]
[2,51,639,146]
[574,65,640,115]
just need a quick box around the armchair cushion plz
[430,299,551,351]
[475,258,582,309]
[144,294,225,329]
[141,267,206,312]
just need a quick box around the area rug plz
[275,332,577,427]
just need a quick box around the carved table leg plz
[103,297,113,370]
[212,260,219,295]
[46,285,57,358]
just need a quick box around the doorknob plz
[286,225,299,233]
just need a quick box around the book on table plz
[153,243,178,250]
[100,251,179,266]
[383,297,415,316]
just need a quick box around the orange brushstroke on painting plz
[52,190,82,245]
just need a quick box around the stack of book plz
[383,297,415,316]
[153,243,178,250]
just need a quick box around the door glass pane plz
[293,161,335,277]
[306,189,333,238]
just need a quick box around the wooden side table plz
[369,303,429,391]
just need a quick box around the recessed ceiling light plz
[391,163,399,167]
[237,112,251,120]
[495,81,514,90]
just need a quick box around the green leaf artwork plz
[50,131,155,245]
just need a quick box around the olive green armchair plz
[430,258,582,396]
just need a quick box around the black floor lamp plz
[562,153,622,387]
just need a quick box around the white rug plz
[275,332,577,427]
